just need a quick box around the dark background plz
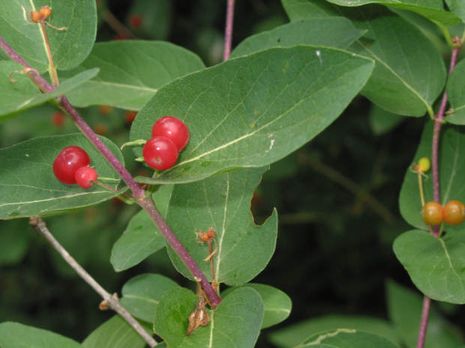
[0,0,454,346]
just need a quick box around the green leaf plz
[0,0,97,71]
[82,316,145,348]
[130,46,374,185]
[282,0,338,21]
[354,10,446,117]
[110,185,173,271]
[66,41,205,110]
[399,123,465,231]
[281,4,447,116]
[232,18,364,58]
[166,167,278,285]
[325,0,460,25]
[120,273,179,324]
[245,284,292,329]
[394,229,465,304]
[154,287,264,348]
[0,133,124,219]
[446,0,465,22]
[386,280,463,348]
[0,322,81,348]
[0,62,98,117]
[269,315,400,347]
[369,105,404,135]
[447,59,465,125]
[296,329,399,347]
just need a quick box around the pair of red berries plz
[142,116,190,171]
[422,200,465,226]
[53,146,98,189]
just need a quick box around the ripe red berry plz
[443,200,465,225]
[142,136,178,170]
[75,166,98,189]
[53,146,90,184]
[151,116,190,151]
[422,201,443,226]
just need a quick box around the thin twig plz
[223,0,235,60]
[299,154,396,223]
[29,217,157,348]
[0,36,221,308]
[102,9,136,39]
[417,37,461,348]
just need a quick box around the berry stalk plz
[0,36,221,308]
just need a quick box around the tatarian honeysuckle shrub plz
[1,0,465,347]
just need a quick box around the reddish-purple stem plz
[416,296,431,348]
[417,38,461,348]
[223,0,235,61]
[139,198,220,302]
[0,36,221,308]
[431,43,461,211]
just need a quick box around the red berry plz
[130,15,143,28]
[53,146,90,184]
[443,200,465,225]
[142,136,179,170]
[52,111,65,127]
[422,201,443,226]
[75,166,98,189]
[152,116,190,151]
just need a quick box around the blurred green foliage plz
[1,1,461,347]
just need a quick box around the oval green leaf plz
[280,4,447,116]
[354,11,446,116]
[394,229,465,304]
[282,0,338,21]
[245,284,292,329]
[447,59,465,124]
[0,322,80,348]
[66,41,205,110]
[325,0,460,25]
[296,329,399,347]
[166,167,278,286]
[0,133,124,219]
[446,0,465,22]
[120,273,179,324]
[110,185,173,271]
[130,46,374,185]
[0,62,99,117]
[386,280,463,348]
[82,316,146,348]
[270,315,399,347]
[154,287,263,348]
[0,0,97,71]
[232,18,364,58]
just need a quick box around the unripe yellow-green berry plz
[417,157,430,173]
